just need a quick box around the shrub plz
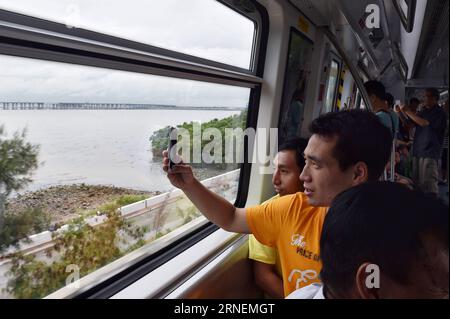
[5,204,146,298]
[0,208,50,252]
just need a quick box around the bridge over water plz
[0,102,245,111]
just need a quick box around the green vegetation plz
[115,194,148,207]
[5,196,147,299]
[149,109,248,165]
[176,202,201,225]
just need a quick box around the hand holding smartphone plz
[168,127,178,170]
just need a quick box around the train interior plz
[0,0,448,299]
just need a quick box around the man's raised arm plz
[400,104,429,127]
[162,150,250,233]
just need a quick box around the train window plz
[279,28,314,142]
[0,0,265,299]
[323,60,340,113]
[393,0,417,33]
[0,0,255,69]
[0,53,250,299]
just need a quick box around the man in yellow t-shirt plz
[163,110,393,297]
[248,138,307,298]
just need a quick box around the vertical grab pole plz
[390,140,396,182]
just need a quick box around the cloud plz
[0,55,250,106]
[0,0,254,105]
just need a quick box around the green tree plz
[0,207,51,252]
[0,126,39,244]
[5,198,147,299]
[149,109,248,166]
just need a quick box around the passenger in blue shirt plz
[400,88,447,195]
[384,93,400,140]
[363,81,396,139]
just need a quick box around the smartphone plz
[168,127,178,170]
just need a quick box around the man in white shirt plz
[286,283,324,299]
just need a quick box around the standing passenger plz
[400,88,447,195]
[363,81,396,138]
[385,92,400,140]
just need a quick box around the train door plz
[278,27,314,144]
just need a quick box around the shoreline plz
[4,166,235,226]
[5,184,160,225]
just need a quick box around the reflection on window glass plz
[279,29,313,143]
[324,60,339,113]
[0,54,249,298]
[0,0,255,69]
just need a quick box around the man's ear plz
[352,162,369,184]
[355,262,380,299]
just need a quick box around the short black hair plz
[364,80,386,100]
[426,88,440,101]
[278,137,308,169]
[320,182,449,297]
[409,97,420,105]
[385,93,394,109]
[309,110,392,181]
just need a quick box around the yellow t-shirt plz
[248,195,282,276]
[246,192,327,297]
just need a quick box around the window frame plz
[323,57,342,114]
[0,0,269,298]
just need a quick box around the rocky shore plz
[4,165,236,227]
[6,184,160,225]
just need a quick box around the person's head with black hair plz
[385,93,395,109]
[397,143,409,155]
[410,97,420,105]
[364,80,387,112]
[424,88,440,108]
[409,97,420,113]
[272,138,308,196]
[320,182,449,299]
[301,110,392,206]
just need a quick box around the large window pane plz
[0,54,249,298]
[0,0,255,69]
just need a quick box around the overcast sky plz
[0,0,253,107]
